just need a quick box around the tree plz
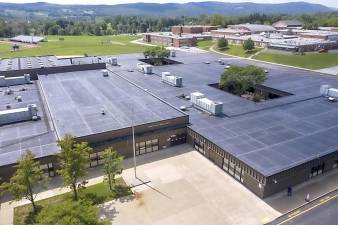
[103,148,123,193]
[57,134,92,201]
[2,151,47,213]
[12,44,20,51]
[219,65,267,95]
[217,37,228,49]
[243,38,255,52]
[143,46,170,65]
[36,199,110,225]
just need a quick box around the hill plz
[0,1,334,17]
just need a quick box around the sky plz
[0,0,337,8]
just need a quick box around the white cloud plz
[0,0,337,7]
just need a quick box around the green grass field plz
[196,40,260,58]
[14,178,131,225]
[196,40,215,51]
[0,43,11,53]
[217,45,260,58]
[254,50,338,70]
[0,35,146,58]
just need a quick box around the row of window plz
[39,134,183,177]
[188,128,265,184]
[136,139,159,156]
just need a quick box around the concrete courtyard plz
[100,145,281,225]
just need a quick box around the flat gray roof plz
[0,83,57,167]
[38,69,186,139]
[10,35,45,43]
[109,51,338,176]
[0,56,71,71]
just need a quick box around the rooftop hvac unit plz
[108,57,118,66]
[161,72,183,87]
[320,85,338,99]
[15,96,22,102]
[190,92,223,116]
[102,69,109,77]
[170,50,176,57]
[137,63,153,75]
[0,104,39,125]
[0,74,32,87]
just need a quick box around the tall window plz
[40,163,55,177]
[309,163,325,178]
[135,139,159,156]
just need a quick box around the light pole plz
[131,107,137,178]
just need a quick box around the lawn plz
[13,178,132,225]
[253,50,338,70]
[216,44,261,58]
[0,35,146,58]
[196,40,215,51]
[196,40,261,58]
[0,42,11,53]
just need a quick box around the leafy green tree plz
[2,151,47,213]
[219,65,267,95]
[57,134,92,201]
[243,38,255,52]
[217,37,228,49]
[36,199,110,225]
[143,46,170,65]
[103,148,123,193]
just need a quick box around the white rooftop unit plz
[170,50,176,57]
[190,92,223,116]
[0,74,31,87]
[108,57,118,66]
[320,85,338,99]
[102,69,109,77]
[0,104,38,125]
[137,63,153,74]
[161,72,182,87]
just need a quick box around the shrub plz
[217,38,228,49]
[243,38,255,52]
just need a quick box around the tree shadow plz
[99,201,119,222]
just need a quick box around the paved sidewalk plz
[264,168,338,214]
[317,65,338,75]
[100,145,280,225]
[267,188,338,225]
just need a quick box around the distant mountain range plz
[0,1,336,17]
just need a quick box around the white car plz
[265,69,269,73]
[225,65,231,69]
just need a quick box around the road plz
[269,191,338,225]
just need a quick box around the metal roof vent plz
[101,108,106,115]
[6,104,11,109]
[5,88,13,95]
[15,96,22,102]
[102,69,109,77]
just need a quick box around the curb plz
[265,187,338,225]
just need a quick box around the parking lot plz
[100,145,280,225]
